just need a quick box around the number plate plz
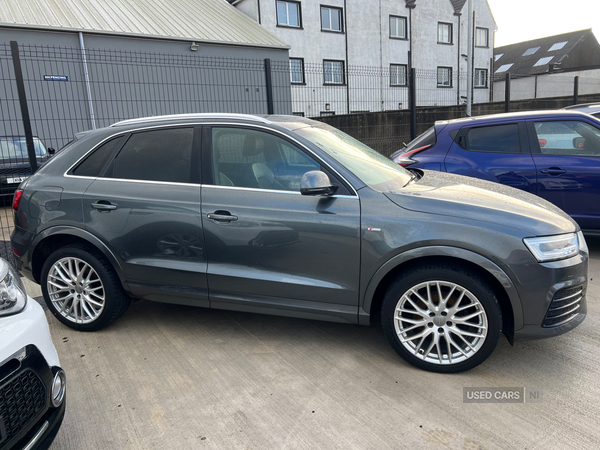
[6,176,28,184]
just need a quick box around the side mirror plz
[47,147,56,156]
[573,137,585,149]
[300,171,338,196]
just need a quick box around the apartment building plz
[230,0,496,116]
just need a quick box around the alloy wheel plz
[46,257,106,324]
[394,280,488,365]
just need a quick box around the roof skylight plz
[495,63,514,73]
[495,53,503,61]
[534,56,554,66]
[548,41,568,51]
[523,47,540,56]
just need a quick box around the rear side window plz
[467,124,521,153]
[109,128,194,183]
[405,127,436,152]
[72,136,124,177]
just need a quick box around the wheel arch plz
[360,246,523,342]
[30,226,127,286]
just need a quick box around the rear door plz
[444,122,537,193]
[527,119,600,230]
[79,126,208,306]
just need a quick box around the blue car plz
[390,111,600,234]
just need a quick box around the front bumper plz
[512,249,588,341]
[1,301,65,450]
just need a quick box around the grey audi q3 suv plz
[10,114,588,372]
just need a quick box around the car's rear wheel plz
[41,244,130,331]
[381,264,502,373]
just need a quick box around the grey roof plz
[0,0,290,49]
[493,29,599,76]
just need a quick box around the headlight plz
[523,233,579,262]
[0,258,27,317]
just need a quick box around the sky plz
[487,0,600,47]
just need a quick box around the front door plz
[202,126,361,323]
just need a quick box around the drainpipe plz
[79,32,96,129]
[456,11,461,106]
[466,0,473,116]
[344,0,349,113]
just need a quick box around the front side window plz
[533,121,600,156]
[476,27,489,47]
[438,22,452,44]
[211,128,320,191]
[390,64,407,86]
[321,6,342,32]
[290,58,305,84]
[323,60,345,84]
[475,69,488,88]
[389,15,407,39]
[294,123,413,191]
[437,67,452,87]
[0,137,47,159]
[277,1,301,27]
[467,124,521,153]
[109,128,194,183]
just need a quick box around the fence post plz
[504,73,511,113]
[10,41,38,174]
[264,58,274,115]
[409,68,417,140]
[573,76,579,105]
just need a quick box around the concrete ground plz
[23,238,598,450]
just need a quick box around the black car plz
[0,137,49,199]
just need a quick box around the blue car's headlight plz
[0,258,27,317]
[523,233,579,262]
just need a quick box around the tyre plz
[41,244,131,331]
[381,264,502,373]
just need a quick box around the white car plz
[0,258,66,450]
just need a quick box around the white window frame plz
[320,6,343,32]
[276,1,301,28]
[475,27,489,47]
[390,64,407,86]
[389,15,407,39]
[290,58,305,84]
[438,22,452,44]
[323,60,345,85]
[474,69,488,88]
[437,67,452,87]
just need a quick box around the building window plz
[390,64,407,86]
[475,69,488,88]
[323,60,345,84]
[437,67,452,87]
[438,22,452,44]
[321,6,343,32]
[475,27,489,47]
[277,1,301,28]
[290,58,305,84]
[389,15,407,39]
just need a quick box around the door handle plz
[540,167,567,176]
[91,201,117,211]
[207,211,238,223]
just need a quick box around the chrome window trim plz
[64,122,359,197]
[201,184,358,199]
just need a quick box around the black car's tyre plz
[41,244,130,331]
[381,264,502,373]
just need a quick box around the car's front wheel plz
[41,244,130,331]
[381,264,502,373]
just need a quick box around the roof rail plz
[110,113,272,127]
